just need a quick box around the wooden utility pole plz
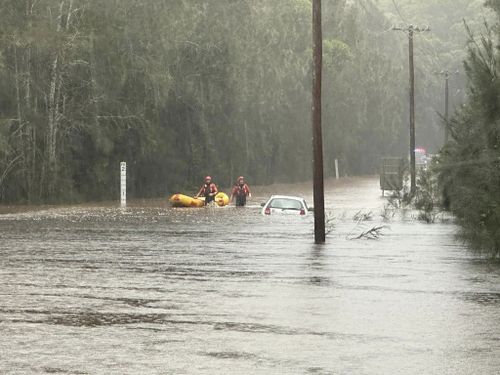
[444,73,449,142]
[436,70,458,143]
[393,25,430,195]
[312,0,325,244]
[408,28,416,195]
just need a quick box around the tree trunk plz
[47,51,60,197]
[46,0,74,199]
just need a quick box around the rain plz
[1,1,500,374]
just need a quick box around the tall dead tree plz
[46,0,75,198]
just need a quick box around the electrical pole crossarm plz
[392,25,431,33]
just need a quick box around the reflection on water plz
[1,177,500,374]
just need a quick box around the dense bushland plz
[0,0,486,203]
[0,0,410,203]
[437,0,500,256]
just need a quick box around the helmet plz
[205,175,212,181]
[237,176,244,181]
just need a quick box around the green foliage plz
[0,0,447,203]
[414,167,441,223]
[437,4,500,257]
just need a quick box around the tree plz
[0,0,440,204]
[437,2,500,256]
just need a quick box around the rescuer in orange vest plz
[195,176,218,205]
[230,176,252,207]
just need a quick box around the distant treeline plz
[0,0,409,203]
[438,0,500,257]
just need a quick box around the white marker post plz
[334,159,339,180]
[120,162,126,208]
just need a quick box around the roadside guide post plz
[312,0,325,244]
[120,162,126,208]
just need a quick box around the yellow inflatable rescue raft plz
[169,192,230,207]
[169,194,205,208]
[215,192,229,207]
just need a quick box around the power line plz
[392,0,408,24]
[433,156,500,170]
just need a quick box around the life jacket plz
[202,183,217,199]
[233,183,249,197]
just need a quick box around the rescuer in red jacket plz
[230,176,252,207]
[195,176,218,205]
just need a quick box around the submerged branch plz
[348,225,387,240]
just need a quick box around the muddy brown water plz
[1,177,500,374]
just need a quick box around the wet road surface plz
[1,177,500,374]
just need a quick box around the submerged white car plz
[261,195,312,216]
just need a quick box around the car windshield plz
[269,198,303,210]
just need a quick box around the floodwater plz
[1,177,500,374]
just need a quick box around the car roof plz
[267,195,306,201]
